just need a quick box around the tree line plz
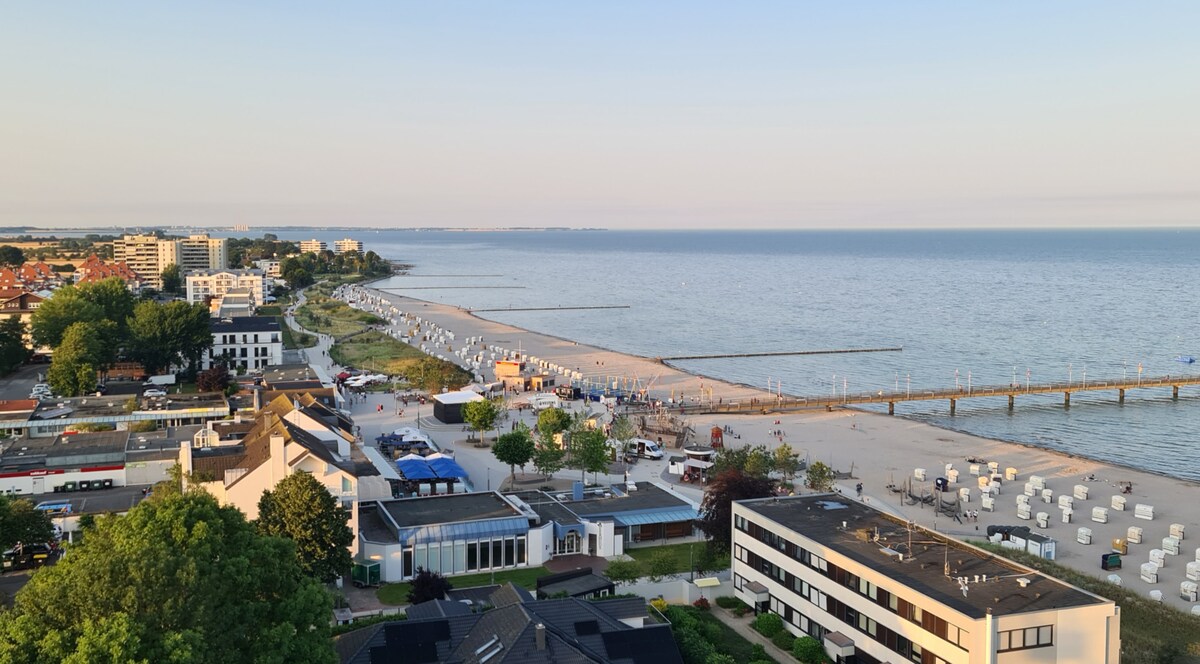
[280,250,392,289]
[29,277,212,395]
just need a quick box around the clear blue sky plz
[2,2,1198,229]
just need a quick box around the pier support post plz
[1119,388,1125,404]
[949,399,956,416]
[888,402,895,415]
[1063,392,1071,408]
[1173,385,1179,399]
[1008,395,1014,410]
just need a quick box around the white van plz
[528,393,562,411]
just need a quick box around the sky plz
[2,2,1199,230]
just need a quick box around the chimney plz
[270,434,287,484]
[178,441,193,491]
[535,623,545,651]
[253,388,262,411]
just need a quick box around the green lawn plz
[976,542,1200,664]
[278,317,317,349]
[626,542,730,576]
[294,295,384,338]
[256,305,282,316]
[376,566,552,606]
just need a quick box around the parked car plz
[143,388,167,397]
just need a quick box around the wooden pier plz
[654,374,1200,416]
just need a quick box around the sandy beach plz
[344,283,1200,612]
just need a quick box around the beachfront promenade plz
[656,374,1200,416]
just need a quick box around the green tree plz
[792,635,829,663]
[30,285,104,349]
[159,263,183,295]
[461,398,501,447]
[47,321,113,396]
[256,472,354,583]
[127,300,213,375]
[0,491,334,664]
[572,428,611,484]
[0,495,55,552]
[773,443,800,480]
[0,245,25,267]
[77,276,136,340]
[697,469,775,554]
[0,318,30,375]
[532,442,566,480]
[602,559,642,585]
[610,415,637,462]
[805,461,836,492]
[492,427,535,490]
[647,549,677,582]
[744,446,775,478]
[536,407,572,445]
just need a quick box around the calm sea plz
[256,229,1200,481]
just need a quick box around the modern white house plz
[731,494,1121,664]
[205,316,283,371]
[358,481,699,583]
[186,269,268,308]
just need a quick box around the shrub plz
[705,655,736,664]
[750,644,768,661]
[792,636,827,663]
[752,612,785,638]
[675,626,717,664]
[699,621,722,644]
[733,605,752,617]
[714,596,741,609]
[650,598,669,614]
[693,596,711,610]
[771,630,796,651]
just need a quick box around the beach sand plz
[350,284,1200,612]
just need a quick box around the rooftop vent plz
[1016,577,1031,588]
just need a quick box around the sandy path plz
[349,283,1200,612]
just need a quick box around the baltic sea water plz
[265,229,1200,481]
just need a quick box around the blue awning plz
[613,508,698,527]
[396,458,437,480]
[428,457,468,479]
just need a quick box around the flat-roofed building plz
[731,494,1120,664]
[333,238,363,254]
[114,233,227,289]
[299,239,326,254]
[186,268,267,307]
[205,316,282,370]
[175,234,228,273]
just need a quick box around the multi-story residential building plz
[0,262,63,291]
[186,269,267,308]
[731,494,1120,664]
[0,289,44,348]
[113,234,228,288]
[175,234,228,273]
[299,239,326,254]
[253,258,283,278]
[205,316,282,370]
[74,255,144,292]
[333,238,363,254]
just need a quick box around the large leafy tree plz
[0,491,334,664]
[47,321,117,396]
[196,364,231,393]
[407,567,452,605]
[697,469,775,555]
[535,407,572,445]
[30,285,104,349]
[0,318,30,375]
[77,276,137,340]
[532,442,566,480]
[256,472,353,583]
[127,300,212,375]
[461,399,500,446]
[610,415,637,461]
[159,263,183,295]
[492,427,536,490]
[0,245,25,267]
[0,495,55,552]
[805,461,836,492]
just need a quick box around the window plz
[734,545,748,563]
[945,624,969,650]
[997,625,1052,652]
[467,542,478,571]
[856,612,878,637]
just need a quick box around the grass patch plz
[626,542,730,576]
[375,566,552,606]
[330,331,426,375]
[294,292,384,337]
[278,317,317,349]
[977,542,1200,664]
[256,305,282,316]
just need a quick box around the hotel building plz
[333,238,364,254]
[299,239,327,254]
[186,268,268,308]
[113,233,228,288]
[731,495,1119,664]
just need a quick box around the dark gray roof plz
[209,315,279,333]
[562,482,692,517]
[536,572,615,599]
[405,599,472,620]
[737,494,1107,619]
[381,492,521,529]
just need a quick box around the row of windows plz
[736,518,970,652]
[998,626,1053,652]
[217,333,280,344]
[400,536,527,578]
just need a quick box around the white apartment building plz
[113,233,228,288]
[186,269,267,307]
[253,258,283,278]
[731,495,1120,664]
[205,316,283,370]
[333,238,364,254]
[299,239,326,254]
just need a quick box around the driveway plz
[0,364,44,400]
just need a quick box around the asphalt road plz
[0,364,45,400]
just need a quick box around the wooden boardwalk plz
[653,374,1200,416]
